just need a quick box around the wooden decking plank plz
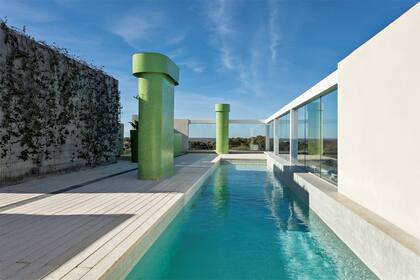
[79,194,184,280]
[2,194,162,279]
[13,194,168,280]
[60,268,90,280]
[0,173,145,225]
[0,161,136,209]
[0,194,111,237]
[0,192,135,261]
[0,193,121,238]
[0,154,217,280]
[41,194,173,280]
[77,194,180,269]
[21,194,160,264]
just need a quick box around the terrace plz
[0,2,419,280]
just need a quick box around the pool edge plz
[102,154,266,280]
[266,152,420,280]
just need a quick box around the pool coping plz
[266,152,420,280]
[82,152,420,280]
[100,153,266,280]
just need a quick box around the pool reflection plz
[212,165,230,216]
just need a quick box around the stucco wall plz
[338,3,420,239]
[174,119,189,152]
[0,23,120,183]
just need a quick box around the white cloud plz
[166,30,188,45]
[205,0,269,96]
[220,45,234,70]
[203,0,285,98]
[206,0,235,71]
[207,0,232,37]
[110,14,187,51]
[166,48,185,59]
[269,0,280,61]
[179,58,205,73]
[111,16,154,47]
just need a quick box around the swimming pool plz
[126,160,377,279]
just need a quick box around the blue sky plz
[0,0,417,137]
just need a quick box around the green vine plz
[0,21,121,179]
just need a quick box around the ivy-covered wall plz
[0,23,121,183]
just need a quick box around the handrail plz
[188,119,265,124]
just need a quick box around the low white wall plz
[174,119,189,152]
[338,3,420,239]
[266,152,420,280]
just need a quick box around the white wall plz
[174,119,189,152]
[338,3,420,239]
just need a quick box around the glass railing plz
[277,113,290,161]
[295,90,337,184]
[229,123,267,151]
[188,123,216,151]
[184,89,338,184]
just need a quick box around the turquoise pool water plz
[126,161,377,280]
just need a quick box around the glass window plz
[320,90,338,184]
[278,113,290,161]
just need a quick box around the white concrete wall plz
[338,3,420,239]
[266,152,420,280]
[174,119,189,152]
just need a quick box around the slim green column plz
[132,53,179,180]
[215,103,230,154]
[119,123,124,156]
[307,100,323,155]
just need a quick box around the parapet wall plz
[0,23,120,183]
[338,3,420,239]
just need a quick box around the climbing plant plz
[0,21,121,181]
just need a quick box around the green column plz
[215,103,230,154]
[173,132,183,157]
[130,129,138,163]
[307,101,323,155]
[119,123,124,156]
[132,53,179,180]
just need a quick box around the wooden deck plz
[0,154,217,280]
[0,161,137,211]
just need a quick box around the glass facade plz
[278,113,290,161]
[294,90,337,184]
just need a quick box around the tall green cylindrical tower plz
[215,103,230,154]
[132,53,179,180]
